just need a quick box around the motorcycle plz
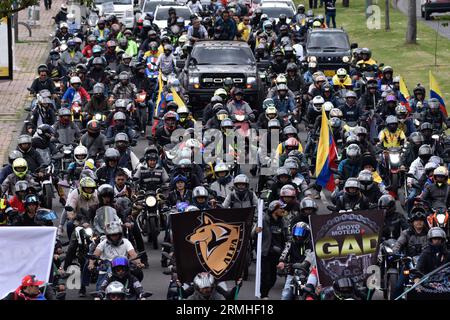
[287,263,313,300]
[34,164,55,210]
[427,207,450,241]
[380,147,404,198]
[379,238,400,300]
[135,189,166,249]
[135,90,148,135]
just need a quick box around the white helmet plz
[70,76,82,85]
[105,281,126,298]
[323,101,334,112]
[276,74,287,85]
[193,272,215,289]
[312,96,325,112]
[193,186,208,198]
[336,68,347,77]
[74,145,88,165]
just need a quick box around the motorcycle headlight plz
[94,113,103,121]
[64,149,72,155]
[437,213,446,225]
[342,56,351,63]
[385,246,393,254]
[189,77,199,84]
[236,114,245,121]
[307,56,316,63]
[145,196,157,207]
[390,153,400,164]
[247,76,256,84]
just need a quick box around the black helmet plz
[409,207,427,223]
[413,84,426,96]
[37,124,55,140]
[37,64,49,74]
[300,198,318,214]
[333,278,355,300]
[98,184,114,199]
[378,194,395,214]
[87,120,101,133]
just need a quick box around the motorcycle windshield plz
[36,209,58,221]
[95,206,118,233]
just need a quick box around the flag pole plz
[254,199,264,299]
[395,262,450,300]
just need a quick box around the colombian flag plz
[398,76,411,113]
[170,87,186,108]
[151,72,166,136]
[429,70,448,117]
[315,108,337,191]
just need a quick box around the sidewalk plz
[0,0,64,163]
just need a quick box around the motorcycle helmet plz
[344,178,360,197]
[105,221,123,246]
[8,150,22,165]
[357,169,373,191]
[234,174,249,195]
[177,106,189,122]
[15,180,29,194]
[37,124,56,140]
[346,144,361,160]
[24,194,39,206]
[395,105,408,122]
[433,166,448,186]
[13,158,28,178]
[330,117,342,129]
[312,95,325,112]
[427,227,447,243]
[115,132,129,147]
[283,125,297,138]
[378,194,396,214]
[413,84,426,97]
[385,115,399,133]
[280,184,296,198]
[98,183,114,200]
[292,222,311,243]
[300,198,318,215]
[265,106,278,119]
[336,68,347,78]
[286,63,298,72]
[216,109,228,121]
[214,163,229,177]
[268,119,281,129]
[268,200,286,214]
[111,256,129,279]
[330,108,343,119]
[193,272,215,297]
[214,88,227,101]
[70,76,81,85]
[220,118,234,131]
[345,90,357,100]
[333,277,355,300]
[105,148,120,163]
[17,134,32,152]
[409,132,424,147]
[105,281,126,300]
[87,120,101,134]
[192,186,208,201]
[74,145,88,165]
[79,177,96,200]
[418,144,432,163]
[262,98,275,110]
[428,98,440,113]
[172,174,188,185]
[409,208,427,223]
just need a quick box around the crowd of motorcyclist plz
[2,0,450,301]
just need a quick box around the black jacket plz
[417,244,450,276]
[30,77,56,95]
[19,148,44,173]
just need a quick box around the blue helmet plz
[173,174,187,184]
[292,222,311,242]
[112,256,128,268]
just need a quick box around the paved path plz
[0,0,63,163]
[396,0,450,40]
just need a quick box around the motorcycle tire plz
[43,184,53,210]
[387,273,399,301]
[148,218,159,249]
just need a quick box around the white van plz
[94,0,140,28]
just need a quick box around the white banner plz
[0,227,57,299]
[0,17,12,79]
[254,199,264,298]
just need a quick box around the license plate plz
[324,70,336,77]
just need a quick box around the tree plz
[0,0,38,18]
[406,0,417,43]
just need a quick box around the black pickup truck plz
[305,28,357,77]
[179,40,265,113]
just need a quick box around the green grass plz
[295,0,450,102]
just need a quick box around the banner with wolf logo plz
[171,207,254,282]
[309,210,384,287]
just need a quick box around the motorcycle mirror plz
[64,206,74,212]
[432,134,440,140]
[327,205,337,212]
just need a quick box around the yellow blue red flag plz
[315,108,337,191]
[429,70,448,117]
[398,76,411,113]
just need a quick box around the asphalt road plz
[57,122,387,300]
[397,0,450,40]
